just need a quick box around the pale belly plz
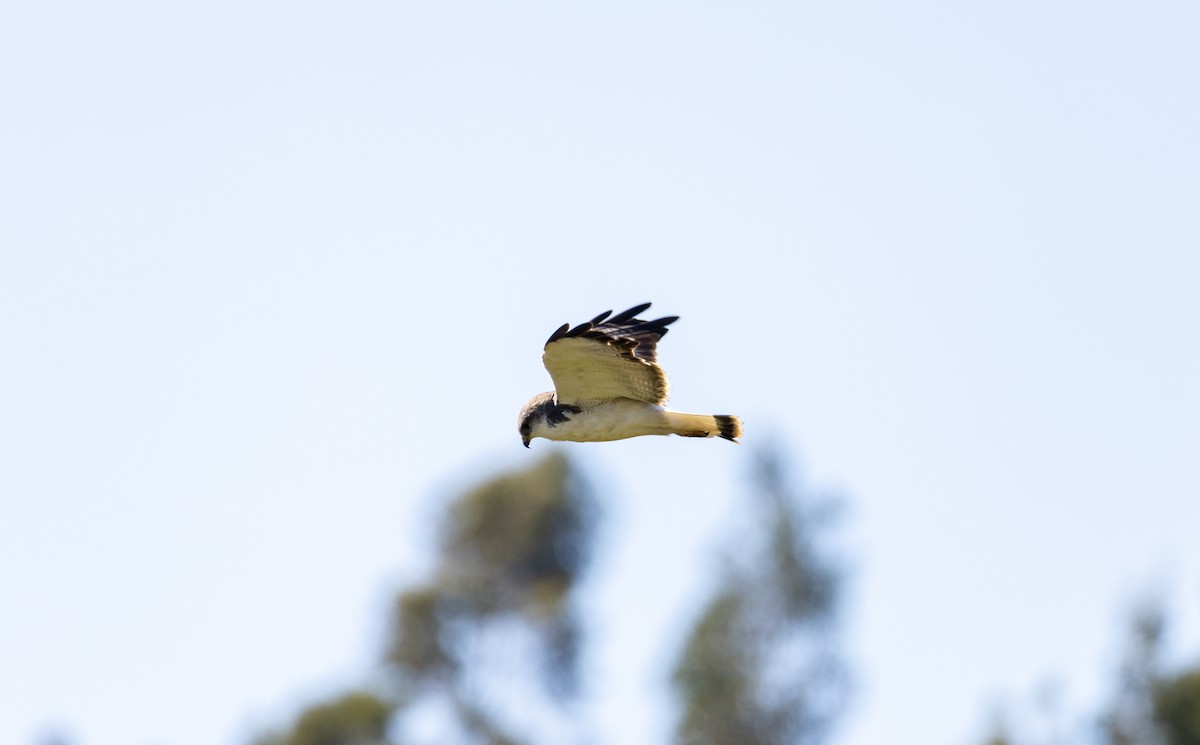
[542,400,670,442]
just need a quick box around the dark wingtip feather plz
[545,323,570,346]
[590,310,613,325]
[566,321,594,337]
[608,302,653,324]
[625,315,679,337]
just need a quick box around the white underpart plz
[534,399,723,443]
[536,400,669,442]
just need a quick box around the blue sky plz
[2,2,1198,744]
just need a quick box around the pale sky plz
[2,3,1198,745]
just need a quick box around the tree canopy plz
[671,447,848,745]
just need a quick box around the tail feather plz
[665,411,743,442]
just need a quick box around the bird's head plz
[519,418,534,448]
[517,392,556,448]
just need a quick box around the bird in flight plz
[518,303,742,447]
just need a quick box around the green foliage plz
[972,602,1200,745]
[671,446,847,745]
[436,451,594,619]
[1155,667,1200,745]
[383,451,597,741]
[387,585,456,678]
[672,588,759,744]
[255,691,393,745]
[1100,603,1169,745]
[255,452,596,745]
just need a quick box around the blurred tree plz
[382,451,597,744]
[970,682,1065,745]
[1100,603,1169,745]
[981,599,1200,745]
[671,446,848,745]
[253,452,596,745]
[254,691,393,745]
[1154,667,1200,745]
[979,717,1016,745]
[1096,599,1200,745]
[986,729,1017,745]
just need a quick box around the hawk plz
[518,303,743,447]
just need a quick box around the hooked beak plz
[522,436,531,449]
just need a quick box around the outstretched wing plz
[542,302,679,405]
